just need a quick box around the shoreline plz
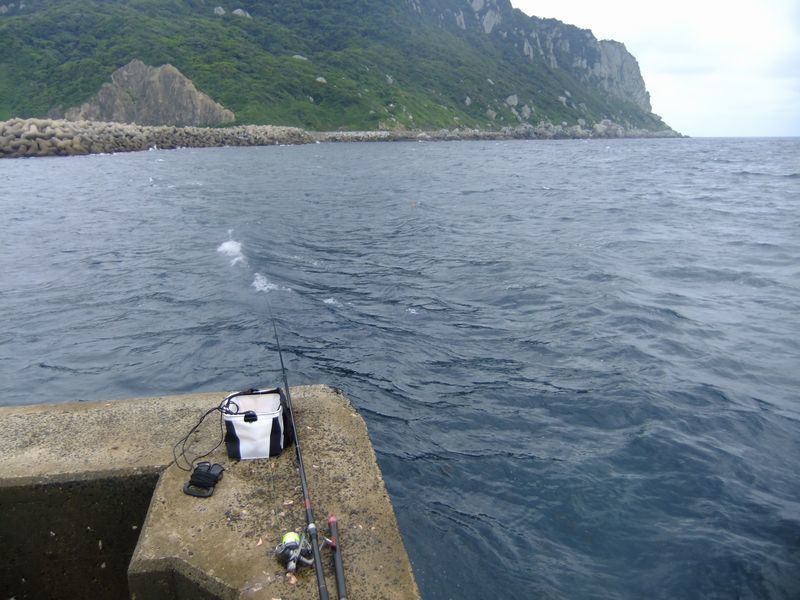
[0,117,682,159]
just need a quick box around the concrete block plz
[0,386,419,599]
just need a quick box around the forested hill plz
[0,0,674,132]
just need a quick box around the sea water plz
[1,138,799,599]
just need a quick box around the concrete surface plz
[0,386,420,600]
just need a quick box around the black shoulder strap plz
[279,387,295,446]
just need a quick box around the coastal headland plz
[0,117,682,159]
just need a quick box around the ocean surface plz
[2,137,799,599]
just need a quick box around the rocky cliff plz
[63,60,235,127]
[0,0,673,132]
[423,0,651,111]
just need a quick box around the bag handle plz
[220,387,283,415]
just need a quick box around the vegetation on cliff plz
[0,0,674,132]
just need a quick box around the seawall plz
[0,117,681,159]
[0,118,314,158]
[0,386,420,600]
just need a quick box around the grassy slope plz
[0,0,668,130]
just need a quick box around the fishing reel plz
[275,531,314,572]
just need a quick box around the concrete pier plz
[0,386,419,599]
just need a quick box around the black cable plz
[172,404,225,472]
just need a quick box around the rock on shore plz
[0,117,681,159]
[63,60,235,127]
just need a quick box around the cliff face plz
[428,0,651,112]
[594,41,651,112]
[64,60,235,127]
[523,20,651,112]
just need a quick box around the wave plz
[734,170,800,179]
[252,272,291,293]
[217,239,245,266]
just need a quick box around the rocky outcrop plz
[0,1,24,14]
[524,23,652,112]
[432,0,652,113]
[594,41,651,111]
[64,59,235,127]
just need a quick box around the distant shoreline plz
[0,118,682,159]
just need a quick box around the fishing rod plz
[327,516,347,600]
[268,307,330,600]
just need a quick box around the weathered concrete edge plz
[0,390,224,484]
[128,554,232,600]
[0,466,163,489]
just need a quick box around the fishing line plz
[222,237,329,598]
[260,287,330,600]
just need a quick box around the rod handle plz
[328,516,348,600]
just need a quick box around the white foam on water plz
[252,273,276,292]
[252,273,291,293]
[323,297,341,306]
[217,239,246,266]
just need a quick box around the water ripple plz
[2,138,800,599]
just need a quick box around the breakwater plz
[315,119,681,142]
[0,117,681,159]
[0,118,313,158]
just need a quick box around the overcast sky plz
[510,0,800,137]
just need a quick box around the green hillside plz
[0,0,671,131]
